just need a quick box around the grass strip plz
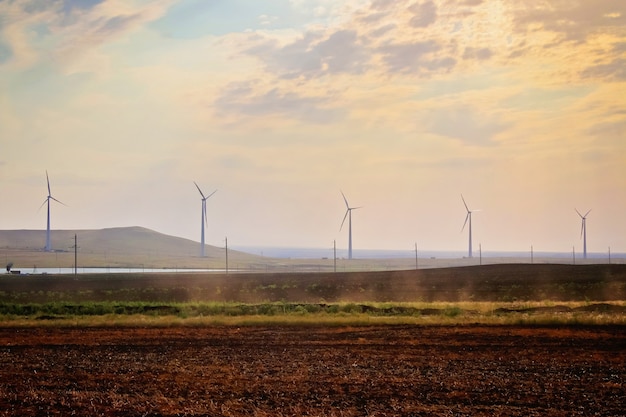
[0,301,625,327]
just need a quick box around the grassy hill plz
[0,227,262,269]
[0,227,215,255]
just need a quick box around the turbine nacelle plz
[460,194,481,258]
[194,181,217,202]
[194,181,217,257]
[460,194,480,232]
[575,209,591,259]
[576,209,592,219]
[41,170,66,208]
[575,208,591,238]
[194,181,217,226]
[339,191,361,260]
[339,191,361,231]
[42,171,65,252]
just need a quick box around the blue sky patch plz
[0,42,11,64]
[61,0,105,14]
[151,0,302,38]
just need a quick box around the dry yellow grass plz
[2,301,625,327]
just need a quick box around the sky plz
[1,0,625,255]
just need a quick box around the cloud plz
[370,0,397,11]
[462,46,492,61]
[514,0,626,43]
[408,1,437,28]
[316,29,370,73]
[613,42,626,53]
[460,0,483,5]
[368,23,396,37]
[243,28,370,79]
[378,40,455,74]
[214,81,344,124]
[0,0,172,71]
[581,58,626,81]
[427,106,511,146]
[357,10,390,24]
[587,119,626,140]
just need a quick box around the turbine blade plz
[580,220,584,239]
[38,198,49,211]
[340,209,349,231]
[194,181,206,199]
[46,171,51,196]
[50,196,66,206]
[584,209,591,217]
[461,212,470,232]
[204,206,208,227]
[575,208,583,218]
[341,190,349,209]
[461,194,469,212]
[206,189,217,200]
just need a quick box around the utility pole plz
[71,234,78,275]
[608,246,611,264]
[479,243,482,266]
[225,237,229,275]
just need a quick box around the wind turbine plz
[461,195,479,258]
[576,209,591,259]
[340,191,361,260]
[40,171,65,252]
[194,181,217,257]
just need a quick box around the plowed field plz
[1,325,624,416]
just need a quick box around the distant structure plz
[194,181,217,257]
[41,171,65,252]
[576,209,591,259]
[461,195,479,258]
[340,191,361,260]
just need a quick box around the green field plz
[1,263,625,325]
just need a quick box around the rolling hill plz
[1,227,215,255]
[0,227,262,269]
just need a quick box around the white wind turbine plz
[194,181,217,257]
[461,195,480,258]
[340,191,361,260]
[576,208,591,259]
[40,171,65,252]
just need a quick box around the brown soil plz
[2,264,626,303]
[1,325,624,416]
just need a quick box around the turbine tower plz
[340,191,361,260]
[461,195,478,258]
[40,171,65,252]
[194,181,217,257]
[576,209,591,259]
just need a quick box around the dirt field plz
[2,264,626,303]
[1,325,624,416]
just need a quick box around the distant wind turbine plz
[194,182,217,257]
[340,191,361,260]
[576,208,591,259]
[40,171,65,252]
[461,195,480,258]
